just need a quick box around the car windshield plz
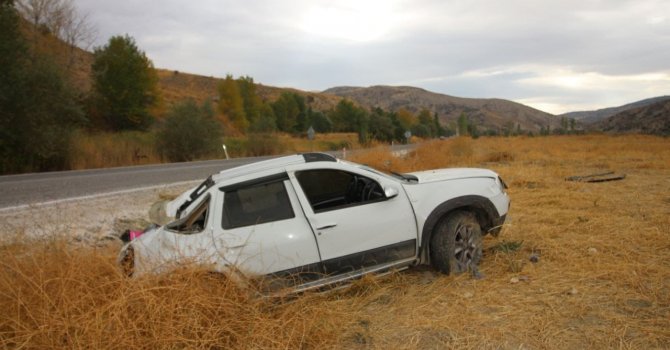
[167,195,210,234]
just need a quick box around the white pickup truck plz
[119,153,509,291]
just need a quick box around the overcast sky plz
[77,0,669,114]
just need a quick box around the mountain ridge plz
[560,96,670,124]
[323,85,559,132]
[595,99,670,136]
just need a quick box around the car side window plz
[165,195,210,234]
[222,180,295,229]
[295,169,385,213]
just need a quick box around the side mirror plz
[384,186,399,199]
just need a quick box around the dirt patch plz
[0,183,193,244]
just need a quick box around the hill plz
[155,69,341,112]
[323,85,559,132]
[560,96,670,124]
[19,16,94,93]
[595,99,670,136]
[29,17,559,133]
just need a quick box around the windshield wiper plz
[390,171,418,182]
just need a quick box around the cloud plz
[76,0,670,113]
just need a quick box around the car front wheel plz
[430,211,483,275]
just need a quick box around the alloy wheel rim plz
[454,224,478,271]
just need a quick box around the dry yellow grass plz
[350,135,670,348]
[68,131,162,170]
[67,131,361,170]
[281,132,361,153]
[2,135,669,349]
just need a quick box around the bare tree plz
[57,0,96,68]
[56,0,96,49]
[15,0,59,30]
[15,0,96,67]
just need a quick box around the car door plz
[216,173,322,280]
[159,174,321,282]
[287,164,417,275]
[140,192,224,275]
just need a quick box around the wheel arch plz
[419,195,500,263]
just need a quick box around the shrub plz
[158,100,222,162]
[68,130,160,169]
[246,133,287,156]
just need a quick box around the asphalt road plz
[0,156,273,210]
[0,146,412,210]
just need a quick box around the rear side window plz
[222,181,295,229]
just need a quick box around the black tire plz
[430,211,483,275]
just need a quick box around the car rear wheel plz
[430,211,482,275]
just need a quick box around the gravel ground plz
[0,183,195,244]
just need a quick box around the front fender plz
[418,195,503,262]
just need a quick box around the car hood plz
[406,168,497,183]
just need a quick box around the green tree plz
[310,110,332,132]
[248,102,277,133]
[292,95,308,133]
[417,109,436,138]
[411,124,431,138]
[328,99,369,143]
[0,1,84,173]
[91,35,158,131]
[368,108,394,142]
[0,1,25,114]
[327,100,369,143]
[271,92,305,132]
[468,122,480,139]
[387,111,405,140]
[218,74,248,132]
[158,100,221,162]
[236,76,260,123]
[433,112,445,137]
[235,75,274,132]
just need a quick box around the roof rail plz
[302,153,337,163]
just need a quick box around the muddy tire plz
[430,211,483,275]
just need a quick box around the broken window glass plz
[166,195,210,234]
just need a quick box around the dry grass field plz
[1,135,668,349]
[67,132,360,170]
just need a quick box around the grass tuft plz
[489,240,524,253]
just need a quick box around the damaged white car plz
[119,153,509,291]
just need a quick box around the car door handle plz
[316,223,337,230]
